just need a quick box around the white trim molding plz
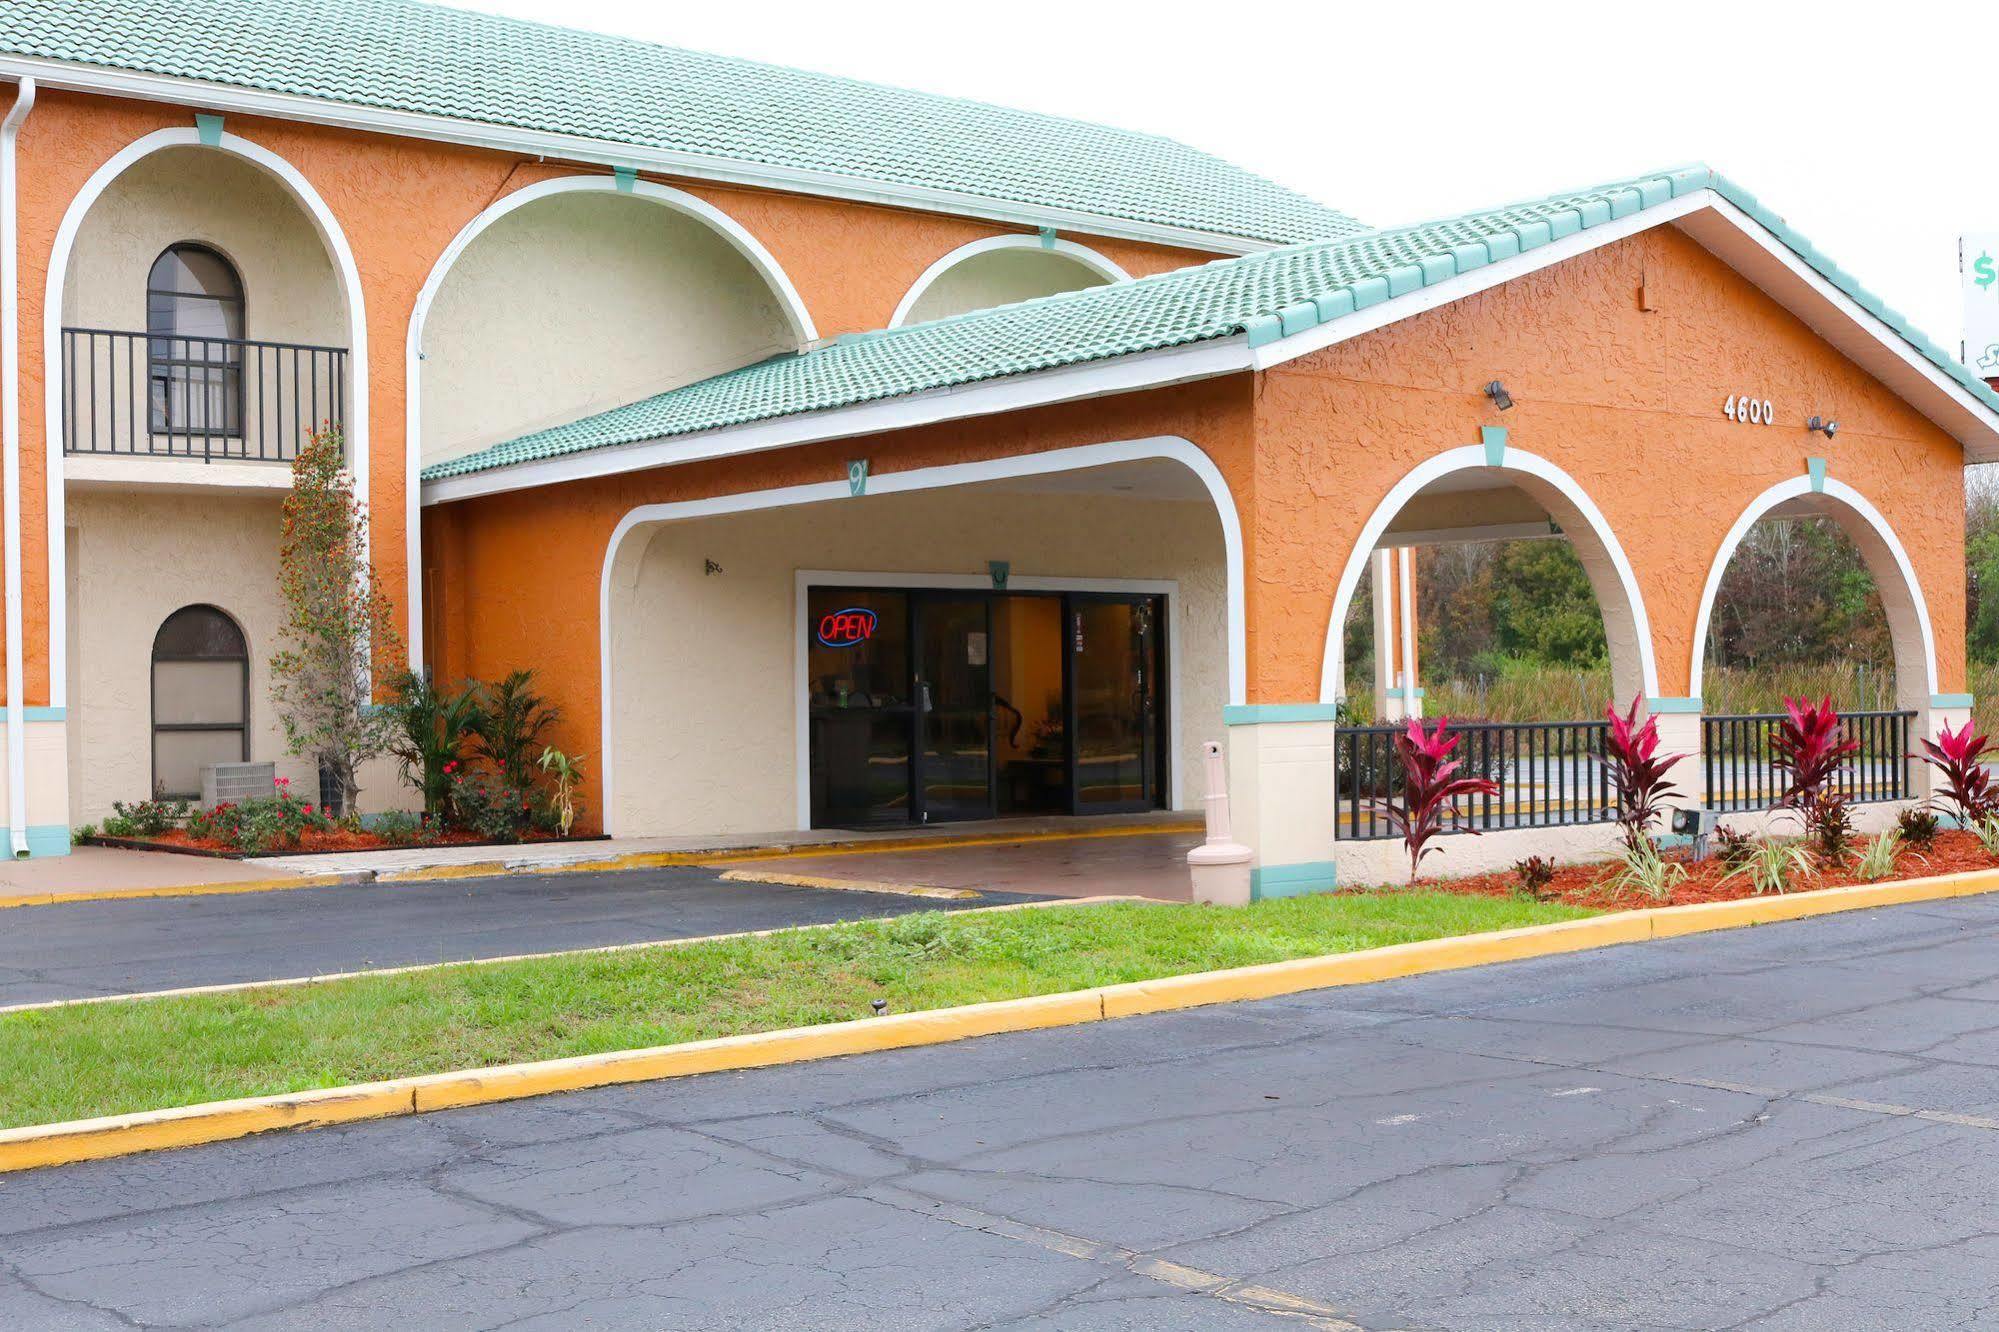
[1319,444,1661,703]
[888,234,1130,328]
[404,173,818,666]
[0,57,1270,259]
[42,124,371,711]
[596,435,1245,834]
[790,569,1182,826]
[1688,474,1940,701]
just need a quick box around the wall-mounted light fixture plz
[1483,380,1514,411]
[1806,416,1839,439]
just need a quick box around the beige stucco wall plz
[900,247,1112,325]
[66,490,408,824]
[61,146,344,345]
[606,485,1229,836]
[421,192,799,465]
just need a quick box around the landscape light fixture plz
[1483,380,1514,411]
[1807,416,1839,439]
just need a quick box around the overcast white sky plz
[447,0,1993,356]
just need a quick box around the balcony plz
[60,328,346,479]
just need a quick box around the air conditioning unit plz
[201,761,276,810]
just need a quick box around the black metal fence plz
[1701,710,1914,812]
[1335,719,1615,841]
[61,327,346,463]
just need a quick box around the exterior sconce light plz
[1807,416,1839,438]
[1483,380,1514,411]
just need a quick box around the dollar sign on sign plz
[1977,251,1997,289]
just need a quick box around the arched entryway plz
[597,437,1244,837]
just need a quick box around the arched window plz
[151,605,249,799]
[147,243,244,438]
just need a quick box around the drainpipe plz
[0,78,36,857]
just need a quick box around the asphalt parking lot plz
[6,893,1999,1327]
[0,867,1040,1004]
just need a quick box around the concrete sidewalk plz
[257,810,1200,879]
[0,845,314,902]
[5,811,1199,905]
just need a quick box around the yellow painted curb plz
[5,866,1997,1174]
[716,868,979,900]
[0,871,354,911]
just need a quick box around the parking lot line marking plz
[862,1185,1373,1330]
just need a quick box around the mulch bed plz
[82,828,604,859]
[1408,830,1995,911]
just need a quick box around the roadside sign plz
[1965,235,1999,375]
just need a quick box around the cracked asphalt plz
[7,895,1999,1327]
[0,868,1040,1005]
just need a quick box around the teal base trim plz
[1223,703,1341,726]
[1481,425,1507,467]
[1250,859,1338,901]
[1807,456,1828,492]
[1395,687,1425,701]
[1931,693,1975,709]
[1645,696,1703,714]
[20,825,70,858]
[195,113,223,146]
[19,706,64,722]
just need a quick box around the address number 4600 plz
[1723,394,1774,424]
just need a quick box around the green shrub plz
[1896,806,1941,850]
[1721,837,1814,896]
[387,670,484,822]
[472,669,560,811]
[106,799,189,837]
[1605,838,1687,902]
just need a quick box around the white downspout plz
[1,78,36,857]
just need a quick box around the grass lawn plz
[0,892,1593,1130]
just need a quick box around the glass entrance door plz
[914,594,994,822]
[1066,594,1164,813]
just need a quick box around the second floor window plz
[148,243,244,437]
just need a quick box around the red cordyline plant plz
[1770,696,1861,859]
[1915,718,1998,826]
[1603,696,1687,853]
[1380,717,1500,882]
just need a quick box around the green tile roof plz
[0,0,1363,248]
[423,164,1999,484]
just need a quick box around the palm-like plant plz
[1603,696,1687,854]
[1770,696,1861,859]
[1914,718,1997,826]
[386,670,484,820]
[1379,717,1501,882]
[472,670,561,805]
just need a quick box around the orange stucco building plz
[3,0,1994,890]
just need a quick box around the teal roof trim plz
[424,163,1999,484]
[0,0,1363,248]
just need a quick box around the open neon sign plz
[816,607,878,648]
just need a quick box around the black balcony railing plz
[1702,710,1914,813]
[1336,719,1616,841]
[61,327,345,464]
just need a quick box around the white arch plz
[1318,444,1661,703]
[596,435,1245,834]
[888,234,1129,328]
[405,174,819,665]
[42,125,370,711]
[1688,474,1939,701]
